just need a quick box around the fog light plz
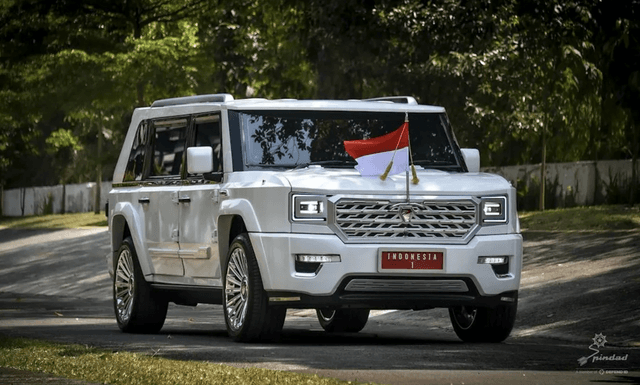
[295,254,341,263]
[478,256,508,265]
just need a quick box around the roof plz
[147,94,446,114]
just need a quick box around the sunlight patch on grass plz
[519,205,640,231]
[0,212,107,229]
[0,336,361,385]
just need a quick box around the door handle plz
[138,197,150,204]
[178,196,191,203]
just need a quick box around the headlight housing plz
[291,194,327,222]
[481,196,507,224]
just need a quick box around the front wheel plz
[223,234,286,342]
[113,237,168,333]
[316,308,370,333]
[449,302,517,343]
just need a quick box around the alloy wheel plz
[225,247,250,331]
[114,249,135,323]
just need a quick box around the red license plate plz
[380,251,444,270]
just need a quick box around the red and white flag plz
[344,122,409,177]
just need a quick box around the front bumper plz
[249,232,522,309]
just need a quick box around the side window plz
[124,120,151,182]
[150,118,188,178]
[190,114,223,176]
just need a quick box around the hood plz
[279,166,513,196]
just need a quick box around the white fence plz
[1,159,638,216]
[2,182,112,217]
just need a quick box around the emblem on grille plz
[390,203,424,224]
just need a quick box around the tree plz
[0,0,213,190]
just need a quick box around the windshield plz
[231,110,465,172]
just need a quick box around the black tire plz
[316,308,370,333]
[448,301,517,343]
[223,233,286,342]
[113,237,168,333]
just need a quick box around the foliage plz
[0,0,638,195]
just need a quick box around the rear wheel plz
[449,302,517,343]
[113,237,168,333]
[223,233,286,342]
[316,308,370,333]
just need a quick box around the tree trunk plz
[630,121,638,205]
[94,122,103,215]
[134,14,145,106]
[539,121,546,211]
[62,184,66,214]
[20,188,25,216]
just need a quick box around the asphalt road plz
[0,227,638,385]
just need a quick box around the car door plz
[143,117,189,277]
[178,114,223,286]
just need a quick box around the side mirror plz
[461,148,480,173]
[187,147,214,174]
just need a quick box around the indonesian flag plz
[344,122,409,177]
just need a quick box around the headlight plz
[292,194,327,222]
[481,196,507,224]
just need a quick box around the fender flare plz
[219,198,261,232]
[111,202,154,277]
[218,198,276,287]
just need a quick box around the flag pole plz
[406,170,410,202]
[405,112,410,201]
[380,118,408,181]
[407,112,419,185]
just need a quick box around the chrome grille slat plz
[334,198,478,243]
[344,279,469,293]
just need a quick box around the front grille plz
[333,198,477,243]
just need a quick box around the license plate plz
[380,251,444,270]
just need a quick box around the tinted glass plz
[192,115,222,174]
[150,119,187,177]
[124,120,151,181]
[235,110,463,171]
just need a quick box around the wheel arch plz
[110,202,153,277]
[218,214,247,266]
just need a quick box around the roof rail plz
[151,93,234,107]
[363,96,418,105]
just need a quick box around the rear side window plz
[150,118,188,178]
[123,117,188,181]
[124,121,151,181]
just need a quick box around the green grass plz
[2,205,639,231]
[519,204,640,231]
[0,336,362,385]
[0,212,107,229]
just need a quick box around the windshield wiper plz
[413,161,464,171]
[293,160,357,170]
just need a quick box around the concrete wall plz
[483,159,639,209]
[2,182,113,217]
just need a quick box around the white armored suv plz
[106,94,523,342]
